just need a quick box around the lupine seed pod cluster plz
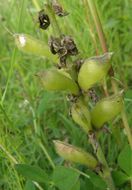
[15,4,124,170]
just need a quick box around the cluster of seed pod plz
[14,3,124,170]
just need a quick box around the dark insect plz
[52,0,69,17]
[38,9,50,30]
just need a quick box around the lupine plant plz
[13,0,132,190]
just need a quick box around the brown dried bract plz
[49,35,78,66]
[38,9,50,30]
[61,35,78,56]
[52,0,69,17]
[88,88,99,103]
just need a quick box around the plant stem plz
[121,111,132,148]
[82,0,99,55]
[86,0,132,149]
[46,1,61,36]
[71,167,90,180]
[88,133,116,190]
[32,0,41,11]
[86,0,107,53]
[39,141,55,169]
[82,0,109,96]
[0,144,18,164]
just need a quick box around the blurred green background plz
[0,0,132,189]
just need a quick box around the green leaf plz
[118,144,132,176]
[24,181,36,190]
[80,178,102,190]
[112,170,129,186]
[52,166,80,190]
[80,178,94,190]
[15,164,49,183]
[86,169,107,190]
[70,180,80,190]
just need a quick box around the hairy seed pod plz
[78,53,113,91]
[91,91,124,128]
[54,140,98,169]
[71,100,92,133]
[37,69,79,95]
[14,33,57,62]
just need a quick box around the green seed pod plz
[37,68,79,95]
[54,140,98,169]
[91,91,124,128]
[78,53,113,90]
[14,33,57,62]
[71,100,92,133]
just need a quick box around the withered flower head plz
[61,35,78,56]
[49,35,78,67]
[52,0,69,17]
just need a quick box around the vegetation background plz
[0,0,131,189]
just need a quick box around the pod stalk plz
[88,132,116,190]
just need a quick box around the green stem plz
[46,1,61,36]
[0,144,18,164]
[70,167,90,180]
[82,0,99,55]
[121,111,132,149]
[88,133,116,190]
[87,0,132,149]
[86,0,107,53]
[39,141,55,169]
[111,78,132,149]
[32,0,41,11]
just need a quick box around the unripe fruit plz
[37,68,79,95]
[91,91,124,128]
[54,140,98,169]
[71,100,92,133]
[78,53,113,91]
[14,33,57,62]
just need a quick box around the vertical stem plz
[32,0,41,11]
[88,133,116,190]
[83,0,109,96]
[39,141,55,169]
[82,0,99,55]
[121,111,132,148]
[87,0,132,149]
[86,0,108,53]
[46,1,61,36]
